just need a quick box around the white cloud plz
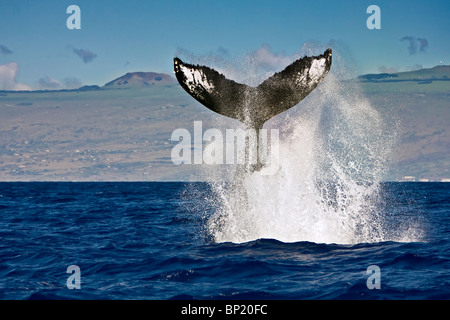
[34,76,84,90]
[0,62,32,91]
[246,44,293,71]
[63,77,83,89]
[34,76,64,90]
[378,65,399,74]
[181,44,299,86]
[0,63,84,91]
[179,44,328,86]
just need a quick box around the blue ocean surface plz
[0,182,448,300]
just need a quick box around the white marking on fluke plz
[180,65,215,92]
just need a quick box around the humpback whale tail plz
[174,48,332,171]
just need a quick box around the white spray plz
[184,45,419,244]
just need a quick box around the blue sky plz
[0,0,449,90]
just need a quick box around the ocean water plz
[0,181,448,300]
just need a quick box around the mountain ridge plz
[357,65,450,82]
[0,65,448,181]
[1,65,448,93]
[104,71,176,87]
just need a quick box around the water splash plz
[183,45,419,244]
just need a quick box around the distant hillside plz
[358,65,450,83]
[355,65,449,181]
[0,65,448,181]
[356,65,450,94]
[104,72,176,87]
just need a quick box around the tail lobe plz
[173,48,332,172]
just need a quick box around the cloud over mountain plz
[34,76,64,90]
[34,76,83,90]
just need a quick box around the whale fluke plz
[173,48,332,171]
